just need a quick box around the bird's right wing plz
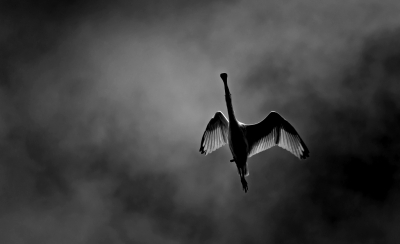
[199,111,229,155]
[244,111,309,159]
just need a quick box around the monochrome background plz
[1,0,400,243]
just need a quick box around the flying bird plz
[199,73,309,192]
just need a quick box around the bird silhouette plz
[199,73,310,192]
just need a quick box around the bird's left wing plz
[199,111,229,155]
[244,111,309,159]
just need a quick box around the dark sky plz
[2,0,400,243]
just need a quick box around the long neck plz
[223,82,236,123]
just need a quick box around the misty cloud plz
[1,0,400,243]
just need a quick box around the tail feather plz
[237,164,249,177]
[243,164,249,177]
[236,163,249,192]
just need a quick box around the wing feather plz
[210,129,215,151]
[245,111,310,159]
[288,134,298,158]
[199,111,229,155]
[289,133,297,157]
[287,133,294,156]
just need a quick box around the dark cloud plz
[245,28,400,243]
[1,0,400,243]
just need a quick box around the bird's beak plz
[220,73,228,83]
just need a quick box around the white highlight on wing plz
[245,112,309,159]
[199,111,229,155]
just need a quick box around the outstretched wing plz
[245,111,309,159]
[199,111,229,155]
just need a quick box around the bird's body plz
[200,73,309,192]
[228,122,248,167]
[228,121,250,191]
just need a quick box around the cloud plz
[1,0,400,243]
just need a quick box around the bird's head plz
[220,73,228,84]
